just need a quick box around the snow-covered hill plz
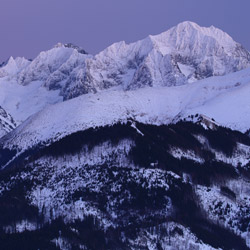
[2,66,250,152]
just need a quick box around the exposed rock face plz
[0,106,16,138]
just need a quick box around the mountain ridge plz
[0,21,249,128]
[1,21,249,101]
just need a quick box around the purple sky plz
[0,0,250,62]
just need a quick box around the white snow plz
[177,62,195,80]
[0,57,30,78]
[210,142,250,167]
[85,21,249,93]
[0,106,16,138]
[0,21,249,130]
[0,78,62,124]
[131,122,144,136]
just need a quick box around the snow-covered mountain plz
[1,21,250,250]
[0,77,63,124]
[0,44,89,124]
[69,21,249,100]
[0,21,249,126]
[0,21,249,106]
[17,43,89,90]
[31,22,250,100]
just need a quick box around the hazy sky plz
[0,0,250,62]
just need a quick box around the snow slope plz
[182,66,250,131]
[0,78,62,124]
[2,67,250,150]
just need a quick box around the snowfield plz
[0,78,62,125]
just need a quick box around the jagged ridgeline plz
[0,21,250,128]
[0,121,250,249]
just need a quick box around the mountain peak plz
[54,42,87,54]
[54,42,65,48]
[62,21,249,99]
[64,43,88,54]
[0,56,30,78]
[169,21,236,49]
[7,56,15,64]
[175,20,200,29]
